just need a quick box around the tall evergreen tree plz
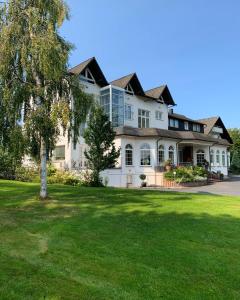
[84,107,120,186]
[0,0,93,198]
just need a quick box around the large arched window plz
[158,145,165,165]
[210,149,214,165]
[125,144,133,166]
[222,151,226,166]
[140,143,151,166]
[168,146,175,164]
[216,150,220,164]
[196,149,205,165]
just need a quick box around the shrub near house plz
[164,166,208,183]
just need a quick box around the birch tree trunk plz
[40,138,48,199]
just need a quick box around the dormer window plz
[184,121,189,130]
[193,124,201,132]
[125,83,134,95]
[80,68,95,84]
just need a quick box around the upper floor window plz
[169,118,179,128]
[80,68,95,84]
[222,151,226,166]
[158,145,165,165]
[125,104,133,121]
[155,111,163,121]
[168,146,175,163]
[140,143,151,166]
[125,83,134,95]
[54,146,65,161]
[193,124,201,132]
[184,121,189,130]
[125,144,133,166]
[196,149,205,165]
[138,109,150,128]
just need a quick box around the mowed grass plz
[0,181,240,299]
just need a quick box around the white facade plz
[52,59,231,187]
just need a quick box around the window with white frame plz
[193,124,201,132]
[210,149,214,165]
[196,149,205,165]
[79,68,95,84]
[222,151,226,166]
[169,118,179,128]
[158,145,165,165]
[168,146,175,163]
[216,150,220,164]
[54,146,65,160]
[125,144,133,166]
[140,143,151,166]
[138,109,150,128]
[125,104,133,121]
[184,121,189,130]
[155,110,163,121]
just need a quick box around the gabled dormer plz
[145,85,176,106]
[69,57,108,87]
[198,117,233,144]
[110,73,145,97]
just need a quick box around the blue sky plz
[61,0,240,128]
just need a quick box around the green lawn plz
[1,181,240,299]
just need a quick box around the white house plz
[52,57,232,187]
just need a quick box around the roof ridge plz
[145,85,167,93]
[68,57,95,71]
[110,72,136,84]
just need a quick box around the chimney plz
[168,108,174,114]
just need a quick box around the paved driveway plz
[159,176,240,196]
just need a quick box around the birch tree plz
[0,0,93,199]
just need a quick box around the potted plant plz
[139,174,147,187]
[164,159,172,171]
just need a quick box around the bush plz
[15,166,39,182]
[48,170,81,186]
[0,149,17,180]
[164,166,207,183]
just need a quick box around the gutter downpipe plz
[156,138,163,186]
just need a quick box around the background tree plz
[0,0,93,198]
[84,107,120,186]
[228,128,240,173]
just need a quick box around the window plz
[125,144,133,166]
[54,146,65,160]
[210,150,214,165]
[158,145,165,165]
[168,146,175,163]
[138,109,150,128]
[184,121,189,130]
[80,68,95,84]
[196,150,205,165]
[193,124,201,132]
[169,118,179,128]
[125,104,133,121]
[100,88,110,118]
[112,88,124,127]
[140,143,151,166]
[155,111,163,121]
[216,150,220,164]
[222,151,226,166]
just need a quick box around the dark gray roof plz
[169,113,205,125]
[115,126,230,146]
[145,85,176,106]
[197,117,219,134]
[68,57,108,87]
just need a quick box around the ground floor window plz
[196,149,205,165]
[222,151,226,166]
[158,145,165,165]
[54,146,65,160]
[140,143,151,166]
[168,146,175,163]
[210,149,214,165]
[216,150,220,164]
[125,144,133,166]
